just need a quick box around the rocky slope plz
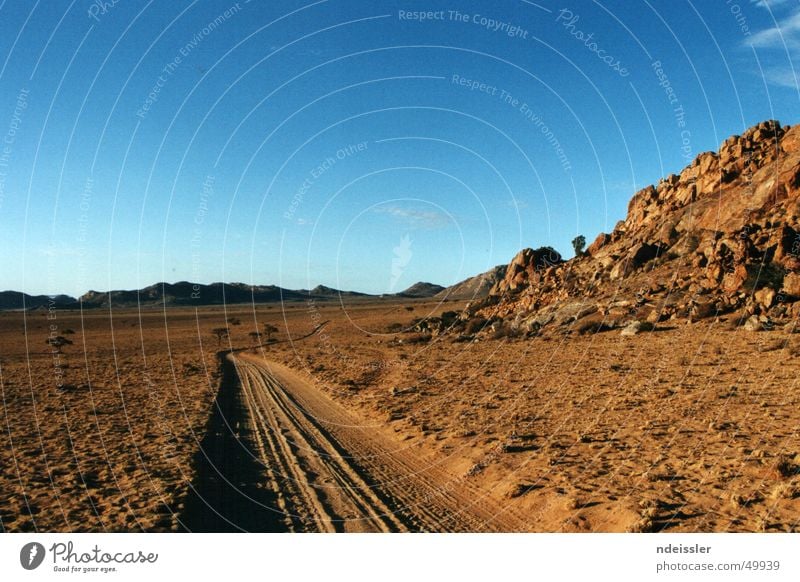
[398,282,446,298]
[435,265,507,301]
[461,120,800,335]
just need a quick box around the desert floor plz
[1,298,799,532]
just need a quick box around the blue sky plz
[0,0,798,296]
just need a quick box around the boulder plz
[743,316,763,332]
[755,287,776,310]
[783,272,800,298]
[620,321,655,336]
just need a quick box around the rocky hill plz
[398,282,446,298]
[308,285,368,298]
[459,120,800,336]
[77,282,303,308]
[434,265,507,301]
[0,291,76,311]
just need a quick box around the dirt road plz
[230,352,526,532]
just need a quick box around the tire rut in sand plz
[178,353,289,532]
[233,353,528,532]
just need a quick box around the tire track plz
[232,352,528,532]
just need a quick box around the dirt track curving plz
[230,352,527,532]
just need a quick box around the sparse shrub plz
[46,335,72,353]
[183,363,201,375]
[571,235,586,257]
[465,317,487,335]
[211,327,229,346]
[440,311,458,324]
[227,317,241,326]
[771,455,799,479]
[262,323,278,341]
[405,306,414,312]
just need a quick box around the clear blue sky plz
[0,0,798,296]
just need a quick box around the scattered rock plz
[783,272,800,298]
[744,316,763,332]
[620,321,655,336]
[755,287,776,310]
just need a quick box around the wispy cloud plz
[750,0,796,10]
[763,66,799,87]
[374,206,450,229]
[746,7,800,88]
[748,9,800,49]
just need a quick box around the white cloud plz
[748,9,800,49]
[746,7,800,89]
[764,66,799,87]
[374,206,450,229]
[750,0,795,9]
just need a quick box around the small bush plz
[465,317,487,335]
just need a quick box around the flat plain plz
[1,298,799,532]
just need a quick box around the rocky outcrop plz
[463,120,800,335]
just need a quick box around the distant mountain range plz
[0,272,503,310]
[0,292,75,311]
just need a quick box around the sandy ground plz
[1,298,799,531]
